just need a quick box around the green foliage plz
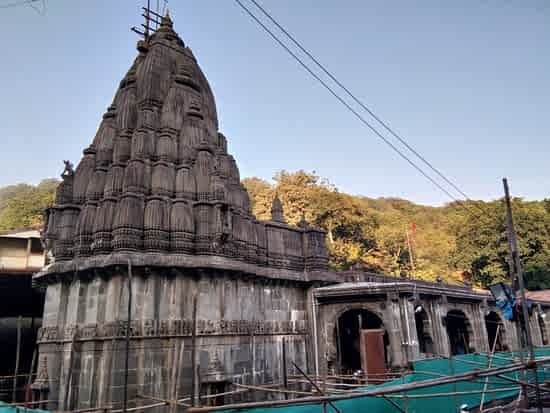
[243,170,550,288]
[1,172,548,290]
[0,179,58,231]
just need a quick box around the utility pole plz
[503,178,542,412]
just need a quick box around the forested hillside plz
[243,171,550,289]
[1,172,548,290]
[0,179,57,231]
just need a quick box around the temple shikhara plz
[34,12,332,410]
[30,10,550,412]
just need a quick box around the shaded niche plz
[445,310,473,355]
[538,312,549,346]
[485,311,506,352]
[335,309,387,373]
[414,307,434,354]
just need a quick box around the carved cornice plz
[37,318,309,344]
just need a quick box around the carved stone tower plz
[34,12,332,411]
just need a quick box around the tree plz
[0,179,58,231]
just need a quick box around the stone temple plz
[33,12,333,410]
[32,10,550,412]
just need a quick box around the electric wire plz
[246,0,493,220]
[0,0,40,8]
[233,0,494,227]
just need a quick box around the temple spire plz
[160,7,173,28]
[271,195,286,223]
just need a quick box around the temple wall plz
[314,290,545,374]
[36,270,310,410]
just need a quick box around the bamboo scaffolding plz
[177,387,249,403]
[384,386,520,399]
[185,357,550,412]
[2,399,59,407]
[232,382,316,397]
[111,401,169,413]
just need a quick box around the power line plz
[0,0,40,9]
[246,0,493,220]
[233,0,494,227]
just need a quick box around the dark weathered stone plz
[33,12,332,410]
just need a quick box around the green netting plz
[0,401,49,413]
[221,347,550,413]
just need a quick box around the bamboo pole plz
[25,344,38,407]
[178,387,249,403]
[384,386,520,399]
[172,341,184,413]
[232,383,314,397]
[291,361,342,413]
[282,337,288,400]
[190,291,199,407]
[185,357,550,412]
[480,324,501,410]
[111,401,169,413]
[504,177,541,411]
[12,315,22,402]
[122,259,133,413]
[3,399,59,408]
[63,332,77,410]
[382,395,406,413]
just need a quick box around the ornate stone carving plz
[39,9,328,276]
[36,318,308,343]
[271,195,285,223]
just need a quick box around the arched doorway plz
[485,311,505,352]
[336,309,386,373]
[445,310,473,355]
[415,307,434,354]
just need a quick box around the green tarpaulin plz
[222,348,550,413]
[0,402,49,413]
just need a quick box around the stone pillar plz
[474,306,490,353]
[384,293,406,367]
[432,295,450,357]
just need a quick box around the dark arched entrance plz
[446,310,472,355]
[336,309,386,373]
[415,307,434,354]
[485,311,505,352]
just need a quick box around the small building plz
[0,229,45,401]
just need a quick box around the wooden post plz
[25,344,38,407]
[480,324,501,411]
[63,332,77,410]
[172,341,185,413]
[12,315,22,403]
[291,361,341,413]
[503,178,542,412]
[282,338,288,400]
[123,259,133,413]
[191,292,199,407]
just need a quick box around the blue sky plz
[0,0,548,205]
